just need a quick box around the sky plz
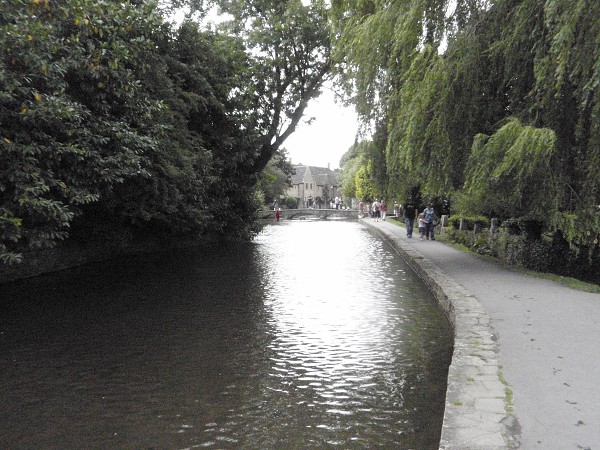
[282,84,360,171]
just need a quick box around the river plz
[0,220,452,449]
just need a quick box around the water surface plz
[0,220,452,449]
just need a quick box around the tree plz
[354,161,375,203]
[255,150,293,207]
[204,0,332,175]
[91,19,262,239]
[0,0,276,264]
[0,0,165,263]
[330,0,600,248]
[339,141,362,200]
[461,118,558,221]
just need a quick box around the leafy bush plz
[490,227,549,269]
[501,218,544,239]
[448,215,490,230]
[471,235,492,255]
[283,196,299,209]
[443,218,599,285]
[445,228,474,248]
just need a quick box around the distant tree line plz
[334,0,599,281]
[0,0,330,265]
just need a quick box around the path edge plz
[362,220,520,449]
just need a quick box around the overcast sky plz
[283,84,359,171]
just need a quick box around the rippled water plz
[0,221,452,449]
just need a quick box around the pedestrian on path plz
[380,201,387,220]
[404,200,417,238]
[372,199,381,221]
[424,202,437,240]
[418,213,427,240]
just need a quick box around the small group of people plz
[357,198,439,240]
[404,200,438,240]
[366,199,387,221]
[334,196,344,210]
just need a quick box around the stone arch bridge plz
[258,208,359,221]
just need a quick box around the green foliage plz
[554,212,600,247]
[386,46,454,198]
[489,229,552,273]
[330,0,446,123]
[445,222,598,284]
[283,196,299,209]
[331,0,600,252]
[2,0,326,263]
[3,0,598,271]
[339,154,361,200]
[1,0,162,261]
[339,140,368,200]
[255,152,292,207]
[354,162,375,203]
[462,118,558,221]
[447,215,489,230]
[209,0,332,174]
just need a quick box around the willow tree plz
[331,0,599,247]
[330,0,472,202]
[338,141,363,200]
[461,119,559,221]
[455,0,600,246]
[385,46,453,198]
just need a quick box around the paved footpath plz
[363,219,600,450]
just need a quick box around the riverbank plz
[361,218,600,449]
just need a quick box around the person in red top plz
[380,201,387,220]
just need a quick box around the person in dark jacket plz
[404,200,417,238]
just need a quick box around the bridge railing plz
[258,208,359,220]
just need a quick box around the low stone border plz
[363,221,519,449]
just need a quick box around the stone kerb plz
[362,221,518,450]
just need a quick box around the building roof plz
[290,165,339,187]
[290,165,308,185]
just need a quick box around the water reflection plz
[246,221,452,448]
[0,221,451,449]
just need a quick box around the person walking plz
[372,199,381,221]
[380,201,387,220]
[424,202,437,240]
[418,213,427,240]
[404,199,417,238]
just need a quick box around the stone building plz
[286,164,340,208]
